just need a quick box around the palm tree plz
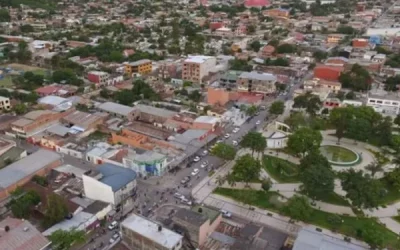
[366,161,383,177]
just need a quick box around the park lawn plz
[262,155,300,183]
[394,216,400,223]
[306,191,350,207]
[215,188,398,249]
[0,76,14,88]
[214,188,285,211]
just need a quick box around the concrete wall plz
[83,175,115,204]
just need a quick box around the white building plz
[182,55,217,83]
[0,96,10,110]
[121,214,183,250]
[301,0,336,7]
[367,91,400,116]
[83,163,137,206]
[122,149,168,177]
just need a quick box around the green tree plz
[229,59,252,71]
[326,214,342,230]
[245,105,258,117]
[250,40,261,52]
[240,131,266,156]
[340,169,385,208]
[20,24,34,33]
[0,9,10,22]
[43,194,69,228]
[329,107,352,143]
[276,44,297,54]
[365,161,383,178]
[284,196,312,221]
[300,151,334,198]
[385,167,400,191]
[12,103,27,115]
[293,92,321,115]
[284,112,307,130]
[9,190,41,219]
[211,143,236,160]
[287,127,322,157]
[269,101,284,115]
[114,89,135,105]
[188,90,202,102]
[231,154,261,184]
[49,229,86,250]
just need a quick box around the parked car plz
[202,150,208,156]
[180,196,192,206]
[224,133,230,139]
[232,127,240,133]
[174,192,184,199]
[193,156,201,162]
[232,140,238,146]
[181,177,190,184]
[220,210,232,218]
[109,232,120,244]
[191,168,200,176]
[108,221,118,230]
[200,161,208,168]
[256,120,261,125]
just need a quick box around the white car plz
[232,127,240,133]
[191,168,200,176]
[193,156,201,162]
[109,232,120,244]
[180,196,193,206]
[200,161,208,168]
[174,192,184,199]
[216,139,223,144]
[220,209,232,218]
[232,140,238,146]
[108,221,118,230]
[224,133,230,139]
[256,120,261,125]
[202,150,208,156]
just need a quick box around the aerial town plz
[0,0,400,249]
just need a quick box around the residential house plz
[367,91,400,116]
[313,65,344,81]
[237,71,277,94]
[0,217,51,250]
[87,71,110,85]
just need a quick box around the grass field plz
[0,76,14,88]
[262,155,300,183]
[215,188,399,249]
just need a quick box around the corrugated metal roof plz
[97,163,137,191]
[0,149,61,189]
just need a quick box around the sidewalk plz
[206,194,370,248]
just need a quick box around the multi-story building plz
[367,92,400,116]
[122,149,168,177]
[313,65,344,81]
[182,55,217,83]
[237,71,277,94]
[121,214,183,250]
[87,71,110,86]
[124,59,152,76]
[82,163,137,206]
[326,34,346,44]
[0,96,10,110]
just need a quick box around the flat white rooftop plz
[121,214,182,249]
[185,55,215,64]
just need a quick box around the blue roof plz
[96,163,137,191]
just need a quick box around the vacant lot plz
[5,63,47,75]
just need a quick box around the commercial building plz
[10,110,72,138]
[83,163,137,206]
[121,214,183,250]
[172,207,222,247]
[182,55,217,83]
[293,228,367,250]
[61,110,108,133]
[87,71,110,85]
[132,104,178,125]
[0,96,10,110]
[124,59,152,75]
[0,149,61,199]
[97,102,135,118]
[0,217,51,250]
[367,91,400,116]
[122,148,168,177]
[237,71,277,94]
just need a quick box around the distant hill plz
[0,0,58,10]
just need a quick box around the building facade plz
[87,71,110,85]
[125,59,152,75]
[182,55,217,83]
[237,71,277,94]
[367,94,400,116]
[0,97,10,110]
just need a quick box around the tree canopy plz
[293,92,321,115]
[284,196,312,221]
[269,101,285,115]
[339,64,371,91]
[42,194,69,228]
[230,154,261,184]
[340,169,385,208]
[211,143,236,161]
[49,229,86,250]
[287,127,322,157]
[240,131,266,156]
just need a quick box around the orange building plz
[352,38,369,49]
[207,88,238,106]
[263,8,290,18]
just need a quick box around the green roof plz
[191,205,220,223]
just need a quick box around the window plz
[376,100,383,104]
[369,99,375,103]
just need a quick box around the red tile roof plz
[245,0,271,7]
